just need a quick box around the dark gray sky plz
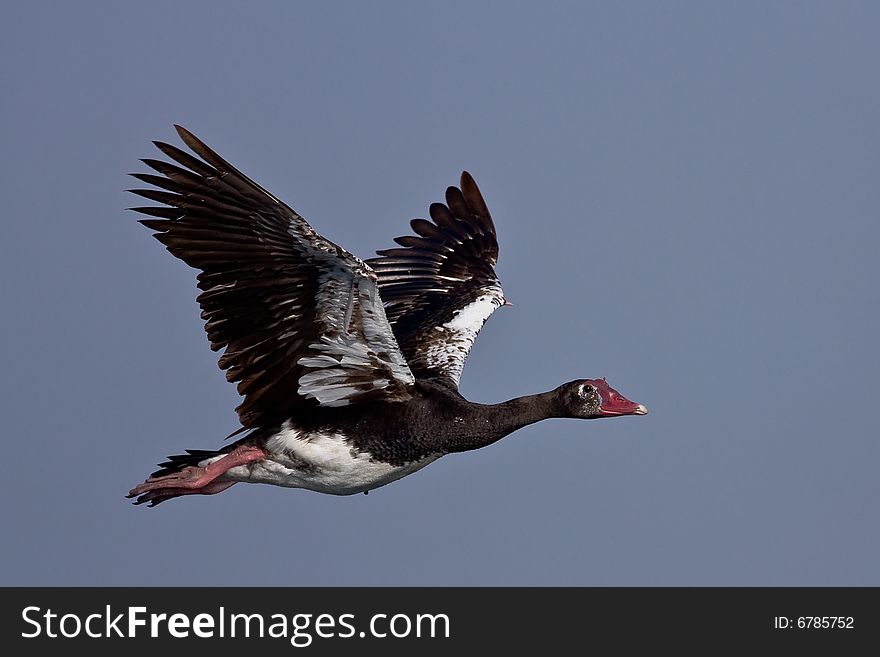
[3,1,878,585]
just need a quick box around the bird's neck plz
[445,390,560,453]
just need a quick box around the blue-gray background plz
[2,2,877,585]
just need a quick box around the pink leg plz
[133,480,238,507]
[127,444,265,506]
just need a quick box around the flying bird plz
[127,126,647,506]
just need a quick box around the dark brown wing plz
[129,126,414,429]
[365,172,504,387]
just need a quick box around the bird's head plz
[554,378,648,419]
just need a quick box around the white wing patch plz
[297,270,415,406]
[424,285,504,386]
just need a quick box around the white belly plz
[219,427,439,496]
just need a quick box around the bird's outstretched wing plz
[129,126,414,429]
[366,172,504,388]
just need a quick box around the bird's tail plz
[148,447,233,478]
